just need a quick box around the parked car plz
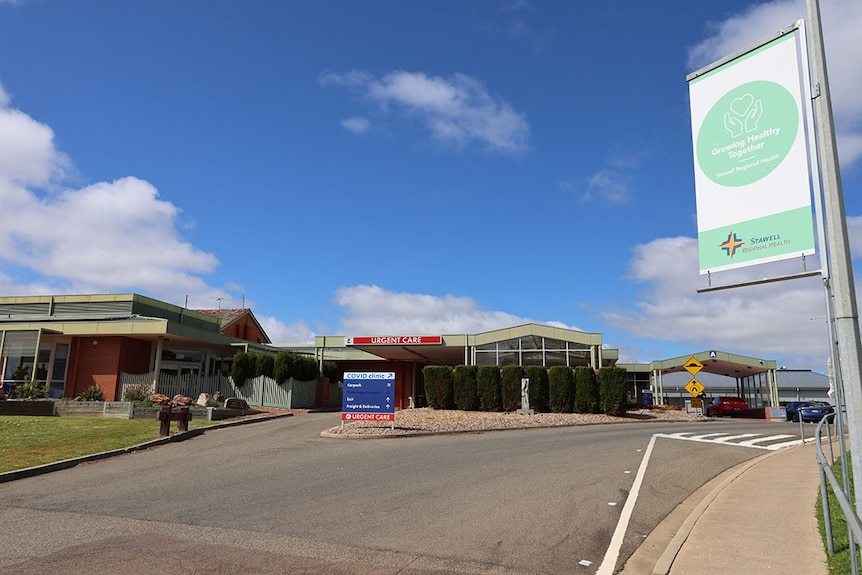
[785,401,834,423]
[706,396,749,417]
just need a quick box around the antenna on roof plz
[242,294,246,309]
[217,297,223,311]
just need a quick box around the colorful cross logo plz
[719,231,744,257]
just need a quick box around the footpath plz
[622,440,829,574]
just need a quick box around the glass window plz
[498,338,519,351]
[522,351,543,366]
[476,343,497,351]
[52,344,69,381]
[520,336,541,350]
[2,330,39,382]
[544,338,564,350]
[475,353,497,366]
[498,352,518,366]
[36,348,50,380]
[545,351,568,367]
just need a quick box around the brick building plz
[0,293,273,401]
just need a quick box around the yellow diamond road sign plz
[684,356,704,377]
[685,379,705,397]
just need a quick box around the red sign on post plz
[345,335,442,346]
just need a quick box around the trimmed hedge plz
[574,366,600,414]
[524,366,548,413]
[257,354,275,379]
[231,352,256,387]
[423,366,454,409]
[453,365,479,411]
[598,366,628,416]
[273,352,320,384]
[477,366,502,411]
[501,365,525,411]
[548,366,575,413]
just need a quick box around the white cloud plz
[258,315,316,345]
[333,284,574,335]
[687,0,862,166]
[341,116,370,134]
[0,83,231,307]
[580,169,631,206]
[0,84,69,186]
[321,70,530,153]
[603,236,831,369]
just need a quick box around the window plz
[1,330,39,395]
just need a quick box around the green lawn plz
[817,451,860,574]
[0,416,218,473]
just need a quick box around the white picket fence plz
[118,372,319,410]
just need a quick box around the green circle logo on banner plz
[696,80,798,187]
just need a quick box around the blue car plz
[785,401,834,423]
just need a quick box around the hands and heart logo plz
[724,93,762,137]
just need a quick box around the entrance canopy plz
[310,323,618,368]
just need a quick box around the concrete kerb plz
[618,445,792,575]
[320,415,715,439]
[0,411,293,484]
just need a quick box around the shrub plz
[257,353,275,379]
[296,356,319,381]
[453,365,479,411]
[574,366,601,413]
[273,352,296,384]
[322,361,339,382]
[423,366,454,409]
[13,379,48,399]
[273,352,319,383]
[231,352,256,387]
[598,367,628,416]
[81,385,105,402]
[123,381,152,402]
[477,366,502,412]
[501,365,525,412]
[524,366,549,412]
[548,366,574,413]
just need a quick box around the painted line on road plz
[736,434,794,446]
[594,433,657,575]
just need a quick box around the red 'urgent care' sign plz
[345,335,442,346]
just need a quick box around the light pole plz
[806,0,862,511]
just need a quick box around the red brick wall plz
[222,315,268,344]
[68,336,152,401]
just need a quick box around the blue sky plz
[0,0,860,372]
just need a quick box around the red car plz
[707,396,749,417]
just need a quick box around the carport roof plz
[618,350,776,377]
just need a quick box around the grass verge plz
[817,451,860,574]
[0,416,219,473]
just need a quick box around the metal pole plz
[807,0,862,514]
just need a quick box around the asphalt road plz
[0,413,805,574]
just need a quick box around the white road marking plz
[594,434,657,575]
[712,433,760,443]
[736,434,795,446]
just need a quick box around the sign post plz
[341,372,396,430]
[683,356,706,413]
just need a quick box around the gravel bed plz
[323,407,706,437]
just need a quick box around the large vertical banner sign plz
[341,371,395,421]
[688,24,815,274]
